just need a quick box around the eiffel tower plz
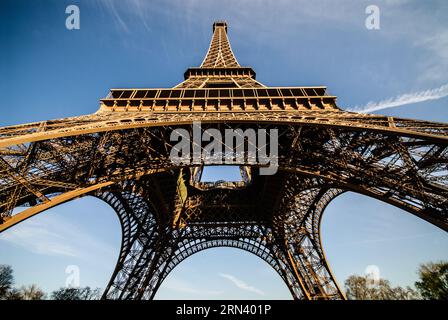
[1,21,447,300]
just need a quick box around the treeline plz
[344,261,447,300]
[0,265,100,300]
[0,261,447,300]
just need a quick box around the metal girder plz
[0,182,114,232]
[1,112,448,148]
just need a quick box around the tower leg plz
[98,187,179,300]
[272,187,346,300]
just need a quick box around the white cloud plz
[348,83,448,113]
[0,213,117,264]
[98,0,158,34]
[219,273,265,296]
[163,277,222,296]
[383,0,410,5]
[98,0,130,32]
[1,219,79,257]
[331,231,440,248]
[414,30,448,82]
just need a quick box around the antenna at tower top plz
[213,21,228,33]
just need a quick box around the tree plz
[1,265,104,300]
[415,261,448,300]
[18,284,46,300]
[0,265,14,299]
[51,286,101,300]
[4,288,23,300]
[344,275,419,300]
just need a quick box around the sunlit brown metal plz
[1,21,447,300]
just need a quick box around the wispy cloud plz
[130,0,152,33]
[98,0,130,32]
[348,83,448,113]
[163,278,222,296]
[330,231,440,248]
[0,213,117,265]
[98,0,155,34]
[219,273,265,296]
[1,219,79,257]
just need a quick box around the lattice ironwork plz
[1,21,447,300]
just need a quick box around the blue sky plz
[0,0,447,299]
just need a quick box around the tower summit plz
[202,21,238,67]
[180,20,259,89]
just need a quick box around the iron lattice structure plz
[1,21,448,300]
